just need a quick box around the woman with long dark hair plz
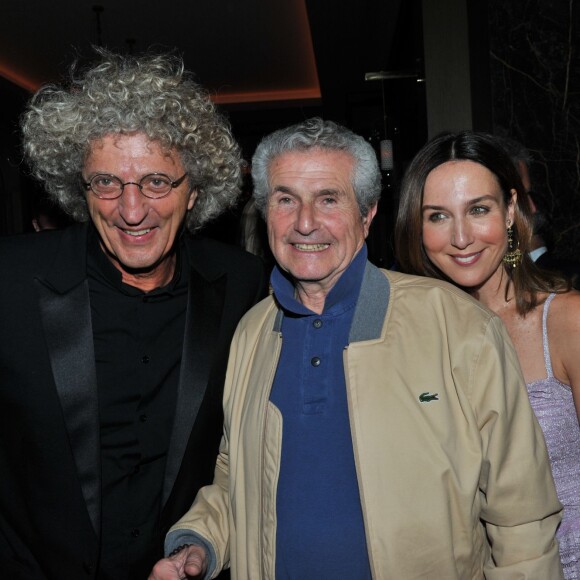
[395,130,580,578]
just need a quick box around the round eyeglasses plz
[82,172,189,199]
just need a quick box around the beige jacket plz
[169,266,563,579]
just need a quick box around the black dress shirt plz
[87,230,188,579]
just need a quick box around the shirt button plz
[141,355,150,364]
[131,528,140,538]
[313,319,323,329]
[139,414,147,423]
[311,357,321,367]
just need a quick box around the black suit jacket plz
[0,223,266,579]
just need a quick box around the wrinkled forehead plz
[268,148,355,187]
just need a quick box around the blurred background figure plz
[498,136,580,289]
[528,187,580,290]
[395,130,580,579]
[237,169,275,273]
[30,190,73,231]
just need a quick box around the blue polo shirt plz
[270,246,372,579]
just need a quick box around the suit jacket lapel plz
[35,224,101,536]
[162,267,226,505]
[36,279,101,536]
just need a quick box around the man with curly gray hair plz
[0,49,265,579]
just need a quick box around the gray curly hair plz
[21,48,242,232]
[251,117,381,217]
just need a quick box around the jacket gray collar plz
[273,262,390,343]
[349,262,390,342]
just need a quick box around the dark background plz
[0,0,578,264]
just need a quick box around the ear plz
[187,189,198,211]
[362,202,379,238]
[507,189,517,226]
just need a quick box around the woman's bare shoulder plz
[549,290,580,330]
[547,291,580,386]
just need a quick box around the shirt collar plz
[271,245,368,316]
[529,246,548,262]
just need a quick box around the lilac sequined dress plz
[526,293,580,578]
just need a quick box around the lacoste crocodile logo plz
[419,392,439,403]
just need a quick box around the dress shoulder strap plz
[542,293,557,377]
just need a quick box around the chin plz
[452,274,488,289]
[115,252,165,273]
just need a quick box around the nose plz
[450,218,473,249]
[117,183,148,224]
[294,202,319,235]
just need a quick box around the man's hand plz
[148,545,208,580]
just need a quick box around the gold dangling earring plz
[503,223,522,268]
